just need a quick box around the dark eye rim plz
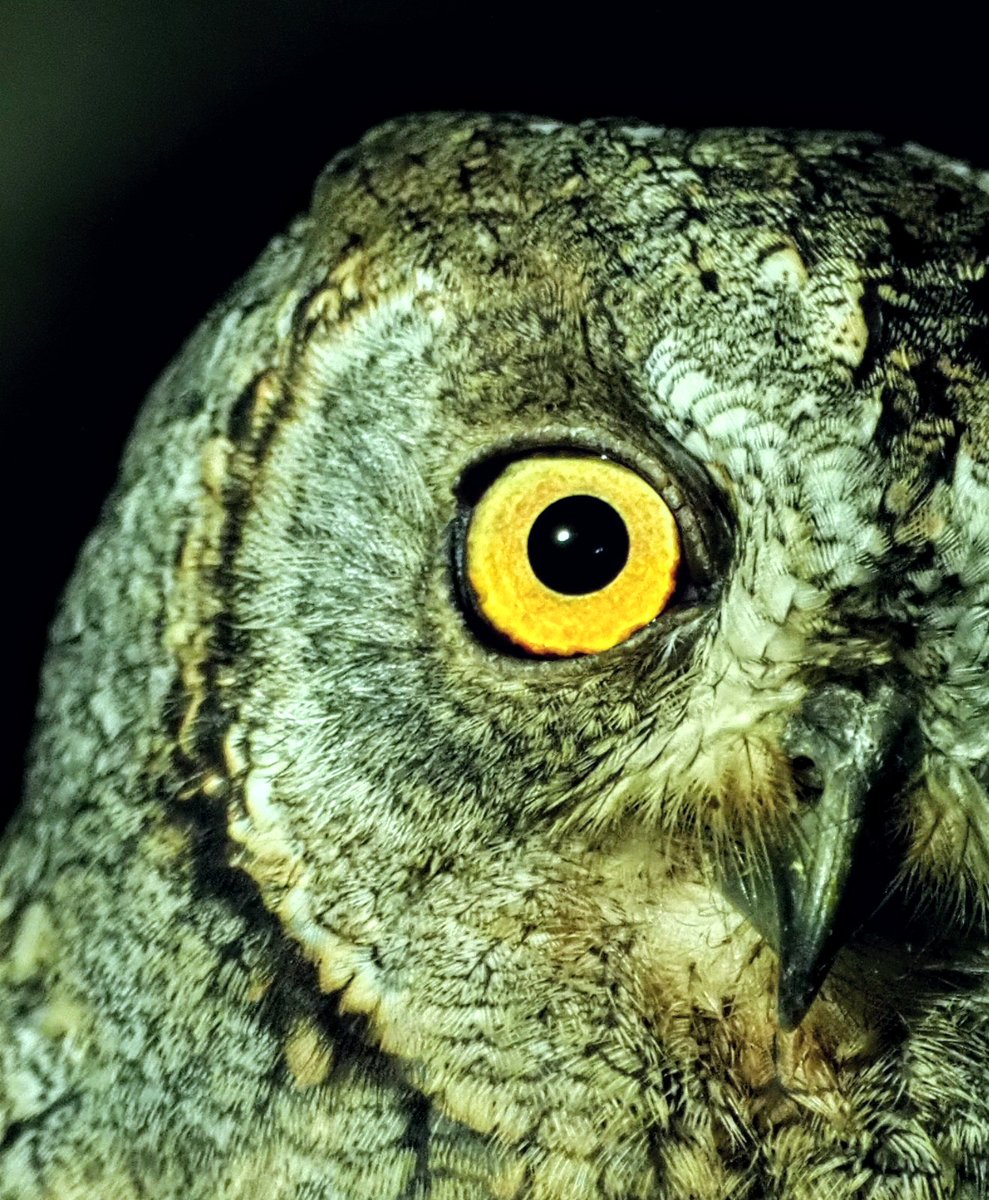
[449,440,733,660]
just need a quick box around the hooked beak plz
[724,682,914,1030]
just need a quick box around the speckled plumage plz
[3,115,989,1199]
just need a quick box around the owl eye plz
[462,455,681,657]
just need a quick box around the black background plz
[3,3,987,823]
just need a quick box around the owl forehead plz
[306,118,964,444]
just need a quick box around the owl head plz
[157,116,989,1184]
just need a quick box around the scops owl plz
[3,114,989,1200]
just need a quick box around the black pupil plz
[526,494,630,595]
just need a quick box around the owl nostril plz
[790,755,825,804]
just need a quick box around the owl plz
[2,113,989,1200]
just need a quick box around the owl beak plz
[724,683,913,1031]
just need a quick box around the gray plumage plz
[2,114,989,1198]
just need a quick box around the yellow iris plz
[466,456,681,656]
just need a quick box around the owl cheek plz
[582,690,802,837]
[899,759,989,914]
